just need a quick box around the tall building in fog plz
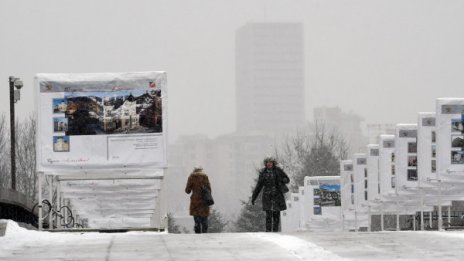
[236,22,305,133]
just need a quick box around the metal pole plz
[368,205,371,232]
[420,189,424,230]
[438,181,443,230]
[396,197,400,231]
[413,215,416,231]
[48,175,53,230]
[38,172,43,231]
[447,206,451,227]
[56,182,61,229]
[354,211,358,232]
[429,211,432,229]
[64,199,69,226]
[9,77,16,190]
[341,214,345,232]
[161,176,167,230]
[380,201,384,231]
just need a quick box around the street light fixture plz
[9,76,23,190]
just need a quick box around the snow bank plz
[252,233,347,261]
[1,219,62,240]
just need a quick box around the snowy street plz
[2,221,464,260]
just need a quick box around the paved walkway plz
[2,223,464,261]
[293,231,464,260]
[0,232,311,261]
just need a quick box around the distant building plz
[366,123,396,144]
[313,106,367,152]
[236,22,305,133]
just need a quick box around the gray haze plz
[1,0,464,141]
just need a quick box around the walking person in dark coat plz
[252,157,290,232]
[185,167,211,233]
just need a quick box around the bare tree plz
[15,115,37,201]
[275,121,350,191]
[0,114,10,189]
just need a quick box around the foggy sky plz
[1,0,464,142]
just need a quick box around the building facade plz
[236,22,305,133]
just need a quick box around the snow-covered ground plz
[2,220,464,260]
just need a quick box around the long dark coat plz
[252,166,290,211]
[185,169,211,217]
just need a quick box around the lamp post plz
[9,76,23,190]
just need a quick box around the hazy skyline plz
[1,0,464,142]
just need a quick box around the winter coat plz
[252,167,290,211]
[185,169,211,217]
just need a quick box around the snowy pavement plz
[2,221,464,260]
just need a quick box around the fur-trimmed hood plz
[191,167,207,177]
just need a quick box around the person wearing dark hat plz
[251,157,290,232]
[185,167,211,233]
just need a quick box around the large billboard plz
[436,99,464,177]
[36,72,167,173]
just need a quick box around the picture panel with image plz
[408,156,417,167]
[451,150,464,164]
[53,136,70,152]
[313,188,321,215]
[407,169,418,181]
[408,142,417,153]
[53,117,68,132]
[451,117,464,165]
[53,98,67,113]
[451,118,464,133]
[319,184,341,207]
[36,72,167,172]
[64,89,162,136]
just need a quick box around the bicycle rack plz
[32,199,85,229]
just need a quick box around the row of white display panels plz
[281,176,343,232]
[282,98,464,232]
[341,98,464,231]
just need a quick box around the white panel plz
[367,144,380,201]
[417,112,436,186]
[379,135,395,196]
[353,153,368,211]
[395,124,418,192]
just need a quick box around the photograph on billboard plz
[406,139,418,181]
[408,142,417,153]
[317,184,341,207]
[451,115,464,165]
[408,156,417,167]
[53,98,67,113]
[63,90,162,136]
[53,117,68,132]
[407,169,417,181]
